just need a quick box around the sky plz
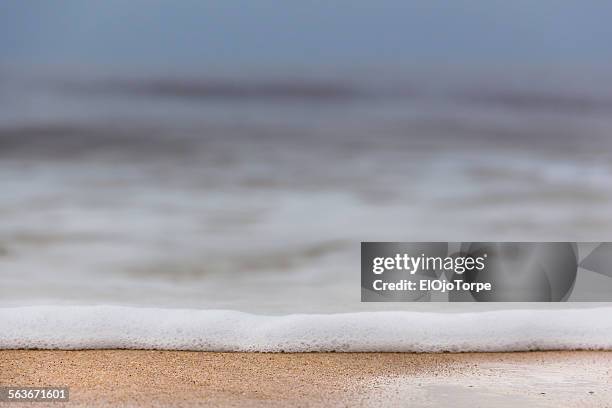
[1,1,611,69]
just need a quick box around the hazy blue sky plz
[1,0,611,68]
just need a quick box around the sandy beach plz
[1,350,610,407]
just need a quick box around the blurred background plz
[1,1,612,312]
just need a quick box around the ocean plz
[1,66,612,350]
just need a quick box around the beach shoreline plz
[2,350,611,407]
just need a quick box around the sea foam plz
[1,306,611,352]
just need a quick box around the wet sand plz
[1,351,611,407]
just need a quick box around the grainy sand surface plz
[1,351,611,407]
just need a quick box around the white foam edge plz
[1,305,611,352]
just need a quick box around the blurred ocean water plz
[1,67,612,313]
